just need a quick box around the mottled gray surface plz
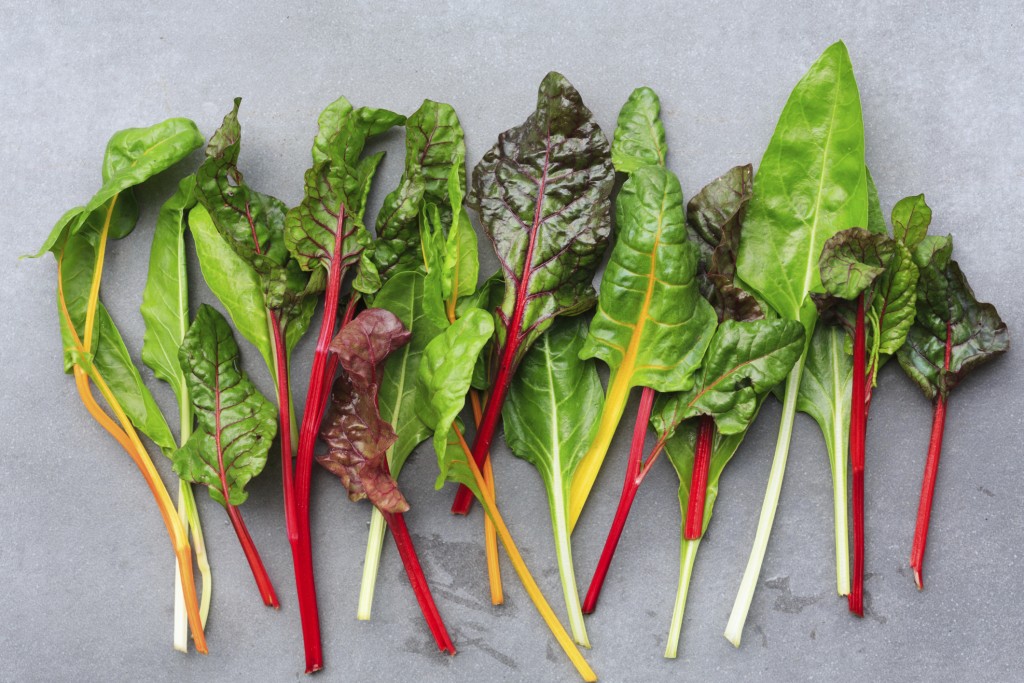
[2,1,1021,681]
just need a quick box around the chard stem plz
[182,482,212,627]
[173,482,189,652]
[665,537,700,659]
[910,321,953,590]
[848,295,867,616]
[357,509,387,621]
[471,389,504,605]
[724,352,806,647]
[684,416,716,540]
[551,480,588,647]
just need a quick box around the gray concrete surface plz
[2,1,1021,680]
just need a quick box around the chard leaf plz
[898,254,1009,400]
[891,194,932,251]
[470,71,615,363]
[318,309,412,513]
[374,271,446,475]
[174,305,278,507]
[581,165,717,393]
[286,98,403,282]
[865,169,886,236]
[819,228,896,301]
[415,309,494,490]
[685,165,760,322]
[736,41,868,333]
[652,318,804,437]
[795,324,852,478]
[141,175,197,407]
[458,271,505,391]
[373,100,467,283]
[610,86,667,173]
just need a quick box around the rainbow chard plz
[727,41,867,646]
[140,175,213,651]
[450,71,615,515]
[194,98,338,671]
[35,118,208,652]
[570,87,716,529]
[174,305,280,608]
[318,308,455,654]
[284,96,404,664]
[897,236,1008,590]
[416,311,596,682]
[503,318,604,646]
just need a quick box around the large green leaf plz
[610,87,667,173]
[736,41,868,332]
[581,165,718,393]
[652,318,804,437]
[470,71,615,363]
[174,305,278,507]
[374,271,446,475]
[415,309,494,490]
[898,249,1009,400]
[141,175,197,407]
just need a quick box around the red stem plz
[582,386,656,613]
[909,321,952,591]
[226,504,279,607]
[382,509,456,654]
[848,294,867,617]
[684,415,717,540]
[452,139,554,515]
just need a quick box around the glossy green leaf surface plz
[318,309,412,514]
[415,309,494,490]
[471,71,615,361]
[652,318,804,436]
[736,41,868,332]
[891,194,932,250]
[174,305,278,507]
[581,165,717,393]
[898,253,1009,400]
[610,87,667,173]
[141,176,197,407]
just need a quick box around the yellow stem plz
[454,429,596,682]
[472,390,504,605]
[81,195,118,352]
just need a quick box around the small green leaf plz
[174,305,278,507]
[819,228,896,301]
[611,86,667,172]
[891,194,932,250]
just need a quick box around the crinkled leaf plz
[141,175,197,407]
[470,71,615,363]
[652,318,804,437]
[898,256,1008,400]
[415,309,494,490]
[373,100,466,283]
[318,308,412,513]
[891,194,931,251]
[610,86,667,173]
[374,272,446,475]
[503,318,603,503]
[581,165,717,393]
[174,305,278,507]
[685,164,760,322]
[736,41,868,332]
[819,228,895,301]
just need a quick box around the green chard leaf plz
[652,318,804,438]
[796,324,852,479]
[373,100,467,284]
[891,194,932,251]
[685,164,760,322]
[471,71,615,363]
[174,305,278,507]
[141,175,197,407]
[819,228,896,301]
[415,309,494,491]
[610,86,668,172]
[503,318,603,644]
[318,309,413,514]
[736,41,868,333]
[898,250,1009,400]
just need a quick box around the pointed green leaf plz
[891,194,932,251]
[174,305,278,507]
[611,86,667,173]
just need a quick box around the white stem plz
[832,409,850,596]
[665,536,700,659]
[357,508,388,620]
[724,354,805,647]
[172,480,189,652]
[551,486,589,648]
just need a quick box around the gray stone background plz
[2,1,1021,681]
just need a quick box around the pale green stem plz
[551,484,589,648]
[831,411,850,597]
[358,508,388,620]
[173,482,189,652]
[665,536,700,659]
[724,353,806,647]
